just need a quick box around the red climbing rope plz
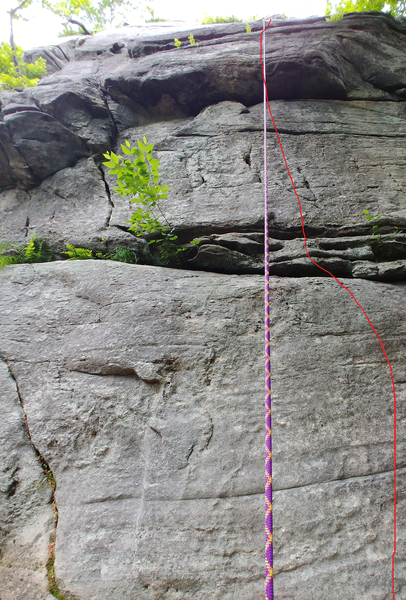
[260,17,397,599]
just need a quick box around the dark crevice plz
[2,357,69,600]
[113,223,137,236]
[23,216,30,237]
[149,425,163,438]
[176,127,406,139]
[5,468,19,498]
[185,443,196,463]
[70,366,161,383]
[95,161,115,228]
[58,46,71,63]
[99,85,119,141]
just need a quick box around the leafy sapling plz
[361,210,401,244]
[103,138,184,264]
[246,23,252,33]
[188,34,199,47]
[174,37,182,48]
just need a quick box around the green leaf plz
[121,144,130,155]
[137,140,146,152]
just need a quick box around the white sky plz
[0,0,328,50]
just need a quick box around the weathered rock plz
[23,39,77,75]
[0,261,404,599]
[187,244,263,273]
[0,121,38,191]
[1,95,405,278]
[1,15,406,600]
[2,13,405,191]
[352,258,406,280]
[5,110,90,184]
[0,158,113,253]
[187,233,406,280]
[97,15,406,117]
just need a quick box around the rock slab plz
[0,261,404,599]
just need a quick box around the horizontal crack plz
[274,466,404,494]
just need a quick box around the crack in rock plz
[1,356,70,600]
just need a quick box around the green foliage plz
[188,34,199,46]
[173,35,199,49]
[326,0,406,20]
[63,243,93,260]
[103,138,185,264]
[0,235,53,269]
[47,534,68,600]
[246,23,252,32]
[0,42,47,90]
[102,246,138,263]
[201,14,243,23]
[64,243,138,263]
[361,210,402,243]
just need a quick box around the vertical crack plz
[4,360,69,600]
[99,83,118,141]
[95,160,115,228]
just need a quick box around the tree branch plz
[8,0,31,74]
[67,18,91,35]
[10,0,31,18]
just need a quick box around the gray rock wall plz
[0,262,404,599]
[0,12,405,600]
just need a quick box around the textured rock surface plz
[0,360,55,599]
[1,98,406,279]
[0,261,404,599]
[1,13,406,189]
[1,14,405,600]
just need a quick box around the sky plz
[0,0,328,51]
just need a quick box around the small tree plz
[0,42,46,90]
[103,137,199,264]
[7,0,33,73]
[326,0,406,20]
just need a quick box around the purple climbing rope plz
[261,18,274,600]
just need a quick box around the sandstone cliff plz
[0,13,405,600]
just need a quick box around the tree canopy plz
[326,0,406,20]
[42,0,152,36]
[0,41,46,90]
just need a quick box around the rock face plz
[0,261,405,600]
[1,15,406,279]
[0,12,405,600]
